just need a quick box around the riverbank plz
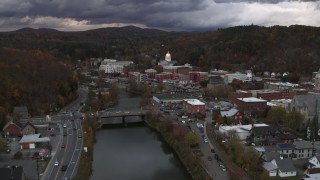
[144,110,212,180]
[72,114,99,180]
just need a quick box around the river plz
[90,89,192,180]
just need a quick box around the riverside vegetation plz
[144,111,212,180]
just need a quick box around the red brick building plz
[182,99,206,115]
[234,97,268,117]
[155,72,173,82]
[3,121,22,137]
[145,69,157,79]
[189,72,208,84]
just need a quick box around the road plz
[151,100,229,179]
[41,87,88,180]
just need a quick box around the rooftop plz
[185,99,205,106]
[237,97,267,103]
[19,134,50,143]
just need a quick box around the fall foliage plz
[0,47,78,116]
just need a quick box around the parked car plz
[215,154,221,162]
[63,124,67,128]
[211,149,215,153]
[61,144,65,148]
[54,161,59,166]
[207,156,213,161]
[203,137,208,143]
[221,166,227,171]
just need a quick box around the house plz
[13,106,29,118]
[308,156,320,169]
[293,141,313,159]
[304,168,320,180]
[249,125,281,146]
[220,108,243,124]
[21,122,36,135]
[263,161,278,177]
[0,166,25,180]
[218,123,268,141]
[271,157,297,177]
[3,121,23,137]
[19,134,50,149]
[261,152,280,162]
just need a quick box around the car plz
[196,123,204,128]
[211,149,215,153]
[220,164,227,171]
[203,137,208,143]
[54,161,59,166]
[73,128,77,131]
[215,154,221,162]
[63,132,67,136]
[50,133,56,137]
[61,165,67,171]
[78,134,82,138]
[207,156,213,161]
[181,120,186,124]
[63,124,67,128]
[61,144,65,148]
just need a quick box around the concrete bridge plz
[99,109,148,125]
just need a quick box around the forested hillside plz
[0,47,78,116]
[1,25,319,75]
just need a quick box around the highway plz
[42,87,88,180]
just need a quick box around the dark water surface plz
[90,90,192,180]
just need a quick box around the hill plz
[1,25,320,75]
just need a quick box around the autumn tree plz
[266,107,286,125]
[285,111,304,131]
[185,131,199,147]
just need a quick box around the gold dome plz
[165,51,171,62]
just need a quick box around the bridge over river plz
[99,109,148,125]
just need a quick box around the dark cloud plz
[0,0,319,31]
[214,0,319,3]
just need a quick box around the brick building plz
[189,71,208,84]
[3,121,23,137]
[123,64,148,77]
[182,99,206,115]
[155,72,173,82]
[145,69,157,79]
[234,97,268,116]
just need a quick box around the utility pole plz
[36,157,40,180]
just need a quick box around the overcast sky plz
[0,0,319,32]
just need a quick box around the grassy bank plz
[72,114,99,180]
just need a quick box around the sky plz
[0,0,320,32]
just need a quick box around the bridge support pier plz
[122,116,127,127]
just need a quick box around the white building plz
[218,124,268,141]
[99,59,133,74]
[224,72,248,84]
[128,72,147,82]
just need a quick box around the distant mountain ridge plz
[1,25,320,76]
